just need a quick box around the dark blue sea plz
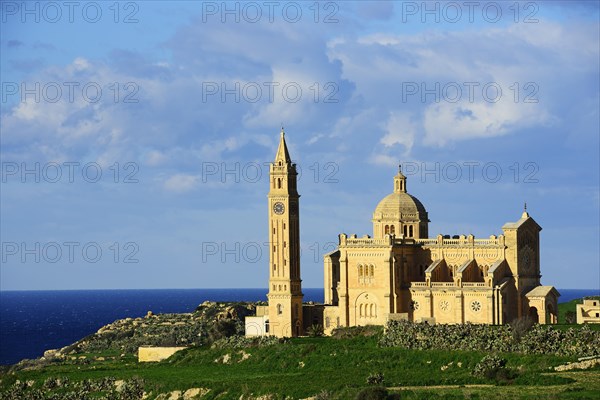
[0,288,597,366]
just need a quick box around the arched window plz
[390,225,395,234]
[277,178,282,189]
[277,304,283,315]
[359,265,363,277]
[385,225,389,235]
[370,265,374,277]
[409,225,414,237]
[359,304,364,317]
[404,225,408,236]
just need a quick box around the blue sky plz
[1,1,598,291]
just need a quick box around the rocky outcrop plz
[154,388,211,400]
[9,301,257,371]
[554,356,600,371]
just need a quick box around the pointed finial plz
[521,202,529,219]
[399,164,402,173]
[280,124,285,136]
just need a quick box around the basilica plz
[245,131,559,337]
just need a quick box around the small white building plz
[576,298,600,324]
[245,305,269,337]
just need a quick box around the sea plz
[0,288,597,366]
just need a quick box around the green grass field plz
[1,331,598,399]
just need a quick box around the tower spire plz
[275,127,291,163]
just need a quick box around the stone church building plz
[245,131,559,337]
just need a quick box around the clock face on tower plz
[273,202,285,215]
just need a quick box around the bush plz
[565,311,577,324]
[208,319,238,341]
[120,376,145,400]
[510,317,534,343]
[307,324,324,337]
[211,335,284,349]
[315,390,333,400]
[0,377,143,400]
[472,355,507,379]
[332,325,382,339]
[366,372,385,386]
[356,386,390,400]
[380,320,600,357]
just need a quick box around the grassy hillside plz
[1,300,599,399]
[1,329,599,399]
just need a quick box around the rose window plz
[439,300,450,312]
[471,300,482,312]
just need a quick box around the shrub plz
[510,317,534,343]
[307,324,324,337]
[119,376,145,400]
[366,372,385,386]
[42,377,58,390]
[380,320,600,357]
[211,335,284,349]
[356,386,390,400]
[332,325,382,339]
[472,355,507,379]
[564,311,577,324]
[208,319,238,341]
[315,390,333,400]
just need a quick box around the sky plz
[0,1,598,291]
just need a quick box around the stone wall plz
[138,346,187,362]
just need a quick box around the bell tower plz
[267,128,303,337]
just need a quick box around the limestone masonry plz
[245,131,559,338]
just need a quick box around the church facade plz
[245,132,559,338]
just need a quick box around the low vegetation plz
[1,301,599,399]
[380,318,600,357]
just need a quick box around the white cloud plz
[370,153,398,167]
[163,174,198,193]
[422,100,554,146]
[380,111,416,152]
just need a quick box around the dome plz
[374,192,428,219]
[372,167,429,238]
